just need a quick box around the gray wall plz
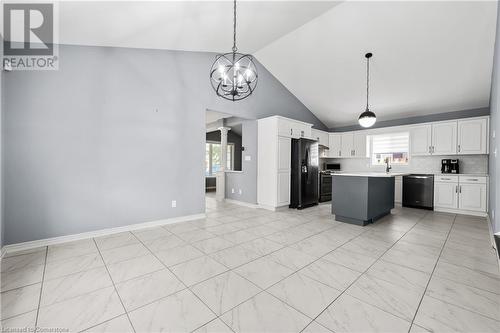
[225,120,258,204]
[331,107,490,132]
[489,4,500,234]
[3,44,326,245]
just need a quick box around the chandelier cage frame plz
[209,0,258,101]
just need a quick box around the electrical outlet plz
[239,189,242,195]
[493,130,496,139]
[495,148,497,158]
[231,188,235,193]
[171,200,177,208]
[492,210,495,219]
[245,155,251,161]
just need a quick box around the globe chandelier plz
[358,52,377,128]
[210,0,258,101]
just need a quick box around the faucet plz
[385,158,392,173]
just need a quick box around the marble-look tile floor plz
[1,197,500,332]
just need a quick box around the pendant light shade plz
[358,52,376,128]
[210,0,258,101]
[358,109,377,128]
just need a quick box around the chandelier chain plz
[232,0,237,53]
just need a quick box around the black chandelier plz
[358,52,377,128]
[210,0,258,101]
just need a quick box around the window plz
[367,132,409,166]
[205,142,234,176]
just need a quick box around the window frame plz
[367,132,410,167]
[205,141,235,176]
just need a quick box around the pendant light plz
[358,52,377,128]
[210,0,258,101]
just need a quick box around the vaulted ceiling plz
[10,0,497,128]
[255,1,498,128]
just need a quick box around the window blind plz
[371,132,409,154]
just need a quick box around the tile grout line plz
[34,246,48,327]
[298,211,435,332]
[127,231,227,331]
[407,214,457,332]
[92,238,137,333]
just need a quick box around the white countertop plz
[333,172,411,177]
[434,173,488,177]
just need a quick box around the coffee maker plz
[441,159,459,174]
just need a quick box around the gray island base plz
[332,173,407,226]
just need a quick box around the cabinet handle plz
[428,146,431,153]
[455,185,458,193]
[432,146,435,153]
[442,178,451,180]
[459,185,462,193]
[339,150,341,157]
[290,129,293,135]
[458,144,461,152]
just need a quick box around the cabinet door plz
[353,132,367,157]
[328,134,342,158]
[459,184,487,212]
[341,133,354,157]
[311,129,328,146]
[432,121,457,155]
[394,177,402,204]
[457,118,488,154]
[410,125,432,156]
[434,182,458,209]
[277,172,291,205]
[277,136,291,172]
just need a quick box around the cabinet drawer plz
[435,175,458,183]
[459,176,487,184]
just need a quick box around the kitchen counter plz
[333,172,410,177]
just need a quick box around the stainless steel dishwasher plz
[402,174,434,210]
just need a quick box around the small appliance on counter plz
[441,159,459,174]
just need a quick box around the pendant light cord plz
[232,0,238,53]
[366,55,370,111]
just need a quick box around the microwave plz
[325,163,341,171]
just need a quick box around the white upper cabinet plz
[328,134,342,158]
[410,125,432,156]
[311,128,329,146]
[457,118,488,154]
[353,132,367,157]
[341,133,354,157]
[432,121,457,155]
[277,117,311,139]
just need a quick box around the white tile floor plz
[1,197,500,332]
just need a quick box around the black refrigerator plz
[289,138,319,209]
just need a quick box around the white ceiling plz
[56,1,340,53]
[255,1,498,127]
[5,1,497,127]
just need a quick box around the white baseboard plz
[224,199,259,209]
[1,213,205,257]
[434,207,488,217]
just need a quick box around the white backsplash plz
[322,155,488,174]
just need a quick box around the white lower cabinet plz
[395,176,402,204]
[277,172,291,205]
[458,183,487,212]
[434,175,488,216]
[434,182,458,209]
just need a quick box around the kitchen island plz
[332,172,409,226]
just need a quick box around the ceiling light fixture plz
[210,0,258,101]
[358,52,377,128]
